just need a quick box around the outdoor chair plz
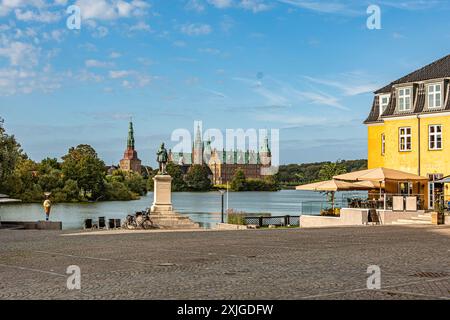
[84,219,93,230]
[108,219,115,229]
[98,217,106,229]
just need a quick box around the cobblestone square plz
[0,226,449,300]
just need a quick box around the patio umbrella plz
[333,167,428,182]
[296,180,372,209]
[296,180,371,192]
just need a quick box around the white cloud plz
[14,8,61,23]
[205,0,271,12]
[85,59,114,68]
[0,37,39,66]
[109,70,132,79]
[75,0,150,20]
[109,51,121,59]
[303,73,380,96]
[180,23,212,36]
[0,67,61,96]
[93,26,109,38]
[173,40,187,47]
[198,47,221,54]
[186,0,206,12]
[207,0,233,9]
[277,0,357,15]
[129,21,152,32]
[239,0,271,12]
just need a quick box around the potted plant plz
[431,199,445,225]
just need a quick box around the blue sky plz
[1,0,450,167]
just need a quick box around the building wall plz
[369,115,450,176]
[383,117,420,175]
[367,124,385,169]
[367,113,450,207]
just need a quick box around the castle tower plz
[119,120,142,174]
[259,135,271,166]
[193,123,203,165]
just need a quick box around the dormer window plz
[379,94,390,116]
[398,87,412,112]
[427,83,442,109]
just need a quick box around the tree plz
[0,118,24,193]
[166,163,187,191]
[185,165,212,191]
[318,161,348,181]
[124,172,147,196]
[230,169,246,191]
[61,144,106,199]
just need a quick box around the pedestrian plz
[43,194,52,221]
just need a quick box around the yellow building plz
[365,54,450,209]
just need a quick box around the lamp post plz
[219,190,226,223]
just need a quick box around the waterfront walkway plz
[0,226,449,300]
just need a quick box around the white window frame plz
[398,87,412,112]
[379,94,390,116]
[429,124,442,150]
[427,83,442,109]
[399,127,412,152]
[381,133,385,155]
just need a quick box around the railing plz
[345,194,425,211]
[300,200,346,216]
[301,194,426,216]
[244,215,300,227]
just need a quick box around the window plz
[429,125,442,150]
[399,127,412,151]
[398,87,412,112]
[381,133,385,155]
[399,182,413,195]
[427,83,442,109]
[379,94,390,116]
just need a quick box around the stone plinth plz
[151,175,173,213]
[150,175,200,229]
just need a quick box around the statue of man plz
[156,143,169,175]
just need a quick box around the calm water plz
[0,190,343,230]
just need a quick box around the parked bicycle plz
[122,208,156,230]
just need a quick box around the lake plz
[0,190,351,230]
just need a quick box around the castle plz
[119,120,142,174]
[169,125,272,185]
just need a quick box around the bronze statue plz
[156,143,168,175]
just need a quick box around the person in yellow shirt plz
[43,195,52,221]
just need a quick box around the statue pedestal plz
[150,175,200,229]
[151,175,173,213]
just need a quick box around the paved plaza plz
[0,225,449,300]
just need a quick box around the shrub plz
[227,209,247,225]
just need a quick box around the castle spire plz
[260,134,270,154]
[195,123,202,146]
[127,119,135,150]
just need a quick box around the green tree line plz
[275,159,368,187]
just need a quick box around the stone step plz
[410,216,432,221]
[392,219,432,225]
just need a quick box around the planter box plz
[431,212,445,225]
[445,215,450,225]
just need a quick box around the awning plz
[333,167,429,182]
[435,177,450,184]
